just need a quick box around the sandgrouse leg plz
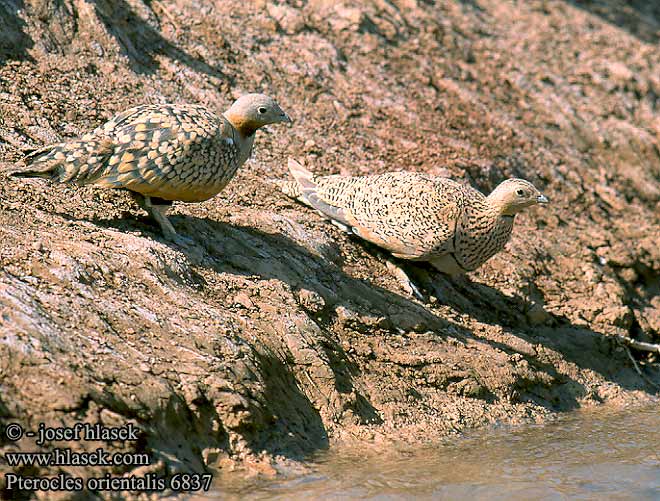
[130,192,192,246]
[385,260,427,301]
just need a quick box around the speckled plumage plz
[21,104,244,202]
[283,159,547,275]
[10,94,290,242]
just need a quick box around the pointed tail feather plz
[281,158,317,199]
[288,158,316,190]
[9,138,114,184]
[7,143,67,180]
[7,169,54,179]
[281,158,352,228]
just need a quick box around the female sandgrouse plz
[9,94,291,243]
[282,158,548,295]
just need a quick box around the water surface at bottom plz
[207,404,660,500]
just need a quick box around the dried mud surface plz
[0,0,659,496]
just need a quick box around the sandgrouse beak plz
[537,194,549,204]
[280,112,292,123]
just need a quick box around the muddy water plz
[207,404,660,500]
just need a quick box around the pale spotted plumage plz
[10,94,290,242]
[24,104,243,202]
[282,158,548,276]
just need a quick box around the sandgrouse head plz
[225,93,291,135]
[487,178,548,216]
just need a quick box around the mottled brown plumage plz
[283,158,548,280]
[10,94,290,242]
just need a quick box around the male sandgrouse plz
[282,158,548,296]
[9,94,291,243]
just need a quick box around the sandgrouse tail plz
[9,94,291,244]
[282,158,548,297]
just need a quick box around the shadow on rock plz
[92,211,658,419]
[406,261,660,401]
[250,351,330,459]
[92,0,229,78]
[565,0,660,44]
[0,0,34,63]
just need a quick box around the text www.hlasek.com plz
[5,448,149,467]
[3,422,213,493]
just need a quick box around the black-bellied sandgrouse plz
[282,158,548,297]
[9,94,291,243]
